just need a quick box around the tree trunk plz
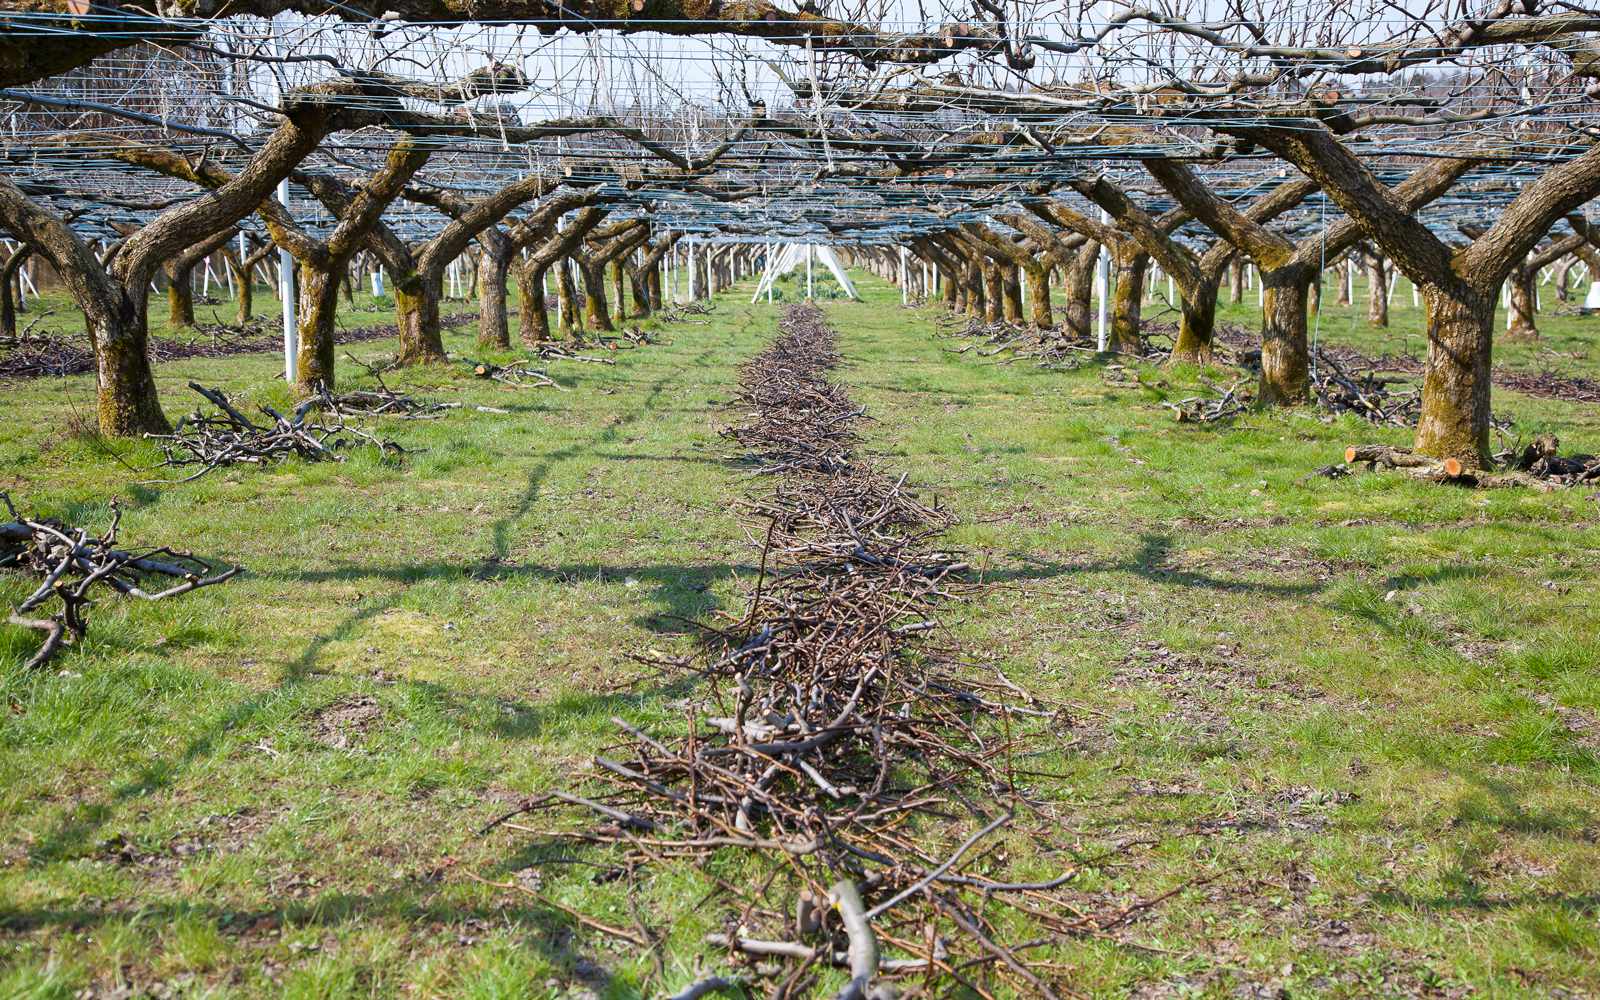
[611,258,626,319]
[1062,241,1099,338]
[1505,267,1539,340]
[579,258,612,331]
[963,257,983,317]
[0,244,30,338]
[1367,255,1389,328]
[556,260,577,334]
[1108,244,1146,353]
[1021,263,1051,327]
[1000,261,1023,323]
[88,294,172,436]
[517,256,556,345]
[477,240,513,350]
[395,274,446,364]
[1228,257,1245,304]
[1170,276,1217,365]
[167,263,196,328]
[295,261,341,390]
[981,258,1003,324]
[1259,263,1313,406]
[1416,280,1496,468]
[224,249,252,322]
[646,266,662,312]
[1335,258,1351,304]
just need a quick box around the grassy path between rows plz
[1,270,1598,998]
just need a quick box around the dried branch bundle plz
[1,493,240,668]
[462,357,570,391]
[139,382,409,483]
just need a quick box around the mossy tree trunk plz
[1258,263,1314,406]
[1365,250,1389,328]
[0,242,30,338]
[1108,244,1146,353]
[1062,240,1099,338]
[476,228,514,351]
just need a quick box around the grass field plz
[1,270,1598,999]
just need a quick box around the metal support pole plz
[806,244,814,299]
[277,180,296,384]
[271,20,296,385]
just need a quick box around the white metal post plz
[899,246,908,305]
[806,244,814,298]
[271,21,296,384]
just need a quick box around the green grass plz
[1,273,1598,998]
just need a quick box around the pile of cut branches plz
[139,382,408,483]
[0,334,95,381]
[535,344,616,366]
[1164,375,1252,423]
[1493,432,1600,487]
[484,304,1196,1000]
[310,356,462,419]
[1,493,240,668]
[657,301,715,323]
[618,326,667,347]
[463,357,570,390]
[940,318,1093,368]
[1312,352,1420,426]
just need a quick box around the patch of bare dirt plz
[309,695,386,748]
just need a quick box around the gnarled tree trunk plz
[1171,276,1218,365]
[1505,269,1538,340]
[477,234,513,351]
[1259,263,1315,406]
[1365,250,1389,328]
[1416,280,1496,463]
[1109,244,1146,354]
[0,243,31,338]
[1062,241,1099,338]
[395,275,445,363]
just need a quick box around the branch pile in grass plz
[484,304,1198,1000]
[139,382,410,483]
[462,357,570,391]
[657,301,715,323]
[1,493,240,668]
[1312,352,1420,426]
[0,334,95,380]
[938,317,1097,369]
[308,355,463,420]
[535,344,617,366]
[1164,375,1253,423]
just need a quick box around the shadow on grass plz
[984,532,1327,600]
[0,887,599,977]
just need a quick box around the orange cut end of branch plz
[1344,446,1358,462]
